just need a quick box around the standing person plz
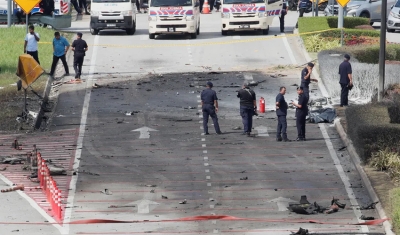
[215,0,221,12]
[300,62,314,99]
[136,0,142,13]
[339,54,353,107]
[39,0,54,16]
[24,25,40,64]
[209,0,215,11]
[199,0,204,13]
[71,32,88,79]
[276,87,290,142]
[298,0,309,17]
[71,0,82,15]
[79,0,90,14]
[292,87,309,141]
[237,82,256,137]
[50,32,70,77]
[201,82,222,135]
[279,2,288,33]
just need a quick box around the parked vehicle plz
[90,0,137,35]
[387,0,400,32]
[220,0,282,35]
[148,0,200,39]
[324,0,394,25]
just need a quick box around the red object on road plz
[259,97,265,113]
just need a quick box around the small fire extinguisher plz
[259,97,265,113]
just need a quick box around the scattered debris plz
[360,202,379,210]
[360,215,375,220]
[288,195,346,215]
[11,140,22,150]
[179,199,187,204]
[309,97,329,107]
[240,176,248,180]
[208,72,221,74]
[65,79,82,84]
[146,185,157,187]
[125,111,139,116]
[183,106,196,110]
[100,189,112,195]
[292,227,309,235]
[1,184,24,193]
[0,167,6,171]
[78,170,99,176]
[325,204,339,214]
[150,189,155,193]
[338,146,347,151]
[240,170,246,173]
[161,195,168,199]
[1,157,24,165]
[109,204,136,208]
[92,83,100,88]
[291,83,298,87]
[331,197,346,209]
[232,126,242,130]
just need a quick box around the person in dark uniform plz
[276,86,290,142]
[136,0,142,13]
[209,0,215,11]
[215,0,221,12]
[201,82,222,135]
[292,87,309,141]
[279,2,288,33]
[71,0,82,14]
[79,0,90,15]
[339,54,353,107]
[71,32,88,79]
[39,0,54,16]
[237,82,256,137]
[199,0,204,12]
[300,62,314,99]
[298,0,309,17]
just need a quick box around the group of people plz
[201,56,353,140]
[24,26,89,79]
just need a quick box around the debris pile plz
[287,196,345,215]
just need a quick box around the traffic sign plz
[13,0,42,14]
[336,0,350,7]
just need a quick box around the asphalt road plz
[29,10,387,235]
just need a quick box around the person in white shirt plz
[24,25,40,64]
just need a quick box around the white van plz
[220,0,283,35]
[90,0,137,35]
[148,0,201,39]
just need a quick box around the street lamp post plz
[378,0,387,101]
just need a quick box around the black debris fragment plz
[292,227,309,235]
[360,202,379,210]
[360,215,375,220]
[240,176,248,180]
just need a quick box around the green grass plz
[298,17,330,34]
[0,27,70,132]
[390,188,400,233]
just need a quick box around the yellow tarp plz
[16,54,44,89]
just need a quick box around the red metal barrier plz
[37,153,62,221]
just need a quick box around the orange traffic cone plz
[202,0,211,14]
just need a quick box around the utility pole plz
[338,5,343,46]
[378,0,387,101]
[312,0,314,16]
[316,0,319,16]
[7,0,12,27]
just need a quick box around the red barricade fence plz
[37,152,62,221]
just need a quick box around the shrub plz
[345,104,400,162]
[298,17,330,33]
[326,17,370,29]
[320,28,380,38]
[334,44,400,64]
[390,188,400,233]
[303,34,340,52]
[369,148,400,179]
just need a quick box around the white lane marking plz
[201,138,205,141]
[319,123,369,233]
[131,126,158,139]
[204,163,209,166]
[210,205,215,208]
[132,199,159,213]
[202,144,206,147]
[243,73,253,80]
[0,174,64,234]
[254,125,269,137]
[281,33,297,65]
[63,35,99,234]
[197,100,202,103]
[204,157,208,160]
[207,183,212,186]
[199,115,202,118]
[203,150,207,153]
[206,176,211,180]
[205,169,210,172]
[198,104,202,108]
[197,95,200,98]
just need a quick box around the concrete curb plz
[334,119,395,235]
[295,28,395,235]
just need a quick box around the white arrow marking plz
[132,199,159,213]
[131,126,158,139]
[255,125,269,136]
[268,197,297,211]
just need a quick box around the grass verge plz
[0,26,70,132]
[390,188,400,233]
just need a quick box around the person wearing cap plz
[237,82,256,137]
[292,87,309,141]
[276,86,290,142]
[71,32,88,79]
[201,82,222,135]
[339,54,353,107]
[50,32,70,77]
[300,62,315,99]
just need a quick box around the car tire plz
[149,33,155,39]
[126,26,135,35]
[262,26,269,35]
[197,22,200,35]
[90,28,99,35]
[387,28,395,33]
[190,33,197,39]
[359,12,370,19]
[221,30,227,36]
